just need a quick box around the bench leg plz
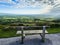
[20,34,25,44]
[41,36,45,42]
[41,26,46,42]
[40,34,45,42]
[21,36,25,44]
[40,34,43,38]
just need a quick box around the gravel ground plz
[0,33,60,45]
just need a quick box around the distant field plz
[0,15,60,38]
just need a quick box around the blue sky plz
[0,0,60,15]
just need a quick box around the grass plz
[0,29,20,38]
[0,27,60,38]
[47,27,60,34]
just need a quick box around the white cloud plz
[3,4,52,14]
[0,0,59,8]
[0,0,60,15]
[0,0,12,3]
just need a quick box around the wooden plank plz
[16,30,48,34]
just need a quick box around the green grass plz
[47,27,60,34]
[0,29,20,38]
[0,27,60,38]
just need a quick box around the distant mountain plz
[54,15,60,20]
[0,13,60,20]
[0,13,17,16]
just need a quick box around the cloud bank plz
[0,0,60,15]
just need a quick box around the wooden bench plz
[16,26,49,44]
[16,30,48,34]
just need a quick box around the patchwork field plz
[0,15,60,38]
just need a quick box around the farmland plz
[0,15,60,38]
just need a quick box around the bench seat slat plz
[16,30,48,34]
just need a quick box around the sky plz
[0,0,60,15]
